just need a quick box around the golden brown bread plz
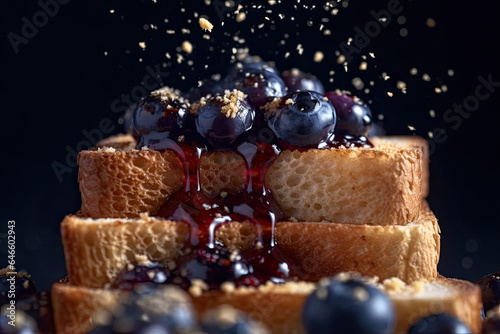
[275,207,440,282]
[265,142,422,225]
[61,207,439,289]
[82,135,424,225]
[51,276,482,334]
[372,136,430,198]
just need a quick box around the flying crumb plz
[359,62,367,70]
[313,51,324,62]
[199,18,214,32]
[408,125,416,131]
[182,40,193,54]
[352,77,364,90]
[426,18,436,28]
[236,12,246,22]
[138,42,146,49]
[387,91,393,97]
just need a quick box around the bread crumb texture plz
[266,146,422,225]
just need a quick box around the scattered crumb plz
[426,17,436,28]
[313,51,324,62]
[182,41,193,54]
[199,17,214,32]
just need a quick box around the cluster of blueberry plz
[0,274,54,333]
[131,57,373,151]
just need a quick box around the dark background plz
[0,0,499,291]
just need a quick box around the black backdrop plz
[1,0,499,291]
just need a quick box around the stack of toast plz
[50,132,482,333]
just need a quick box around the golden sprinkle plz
[236,12,246,22]
[199,18,214,32]
[313,51,324,62]
[182,40,193,54]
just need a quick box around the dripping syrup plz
[151,138,294,289]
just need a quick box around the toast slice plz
[80,135,425,225]
[51,275,481,334]
[61,206,439,289]
[371,136,430,198]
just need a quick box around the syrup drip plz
[155,139,293,289]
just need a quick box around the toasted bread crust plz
[80,135,423,225]
[61,208,439,289]
[51,276,481,334]
[372,136,430,198]
[275,208,440,282]
[78,149,184,218]
[266,144,422,225]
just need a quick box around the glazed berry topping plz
[178,247,250,289]
[0,274,37,305]
[407,313,471,334]
[477,272,500,314]
[266,91,336,148]
[133,87,189,142]
[194,90,254,149]
[225,61,287,107]
[324,90,372,137]
[282,68,325,94]
[302,277,396,334]
[111,263,177,291]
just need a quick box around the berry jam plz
[150,139,294,289]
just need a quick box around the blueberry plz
[111,263,170,291]
[226,57,280,80]
[407,313,471,334]
[185,76,226,102]
[302,277,396,334]
[123,102,140,139]
[282,68,325,94]
[195,90,254,149]
[179,247,251,290]
[0,274,37,305]
[16,292,54,334]
[225,61,286,107]
[324,90,372,137]
[91,285,197,334]
[477,272,500,314]
[266,91,336,147]
[136,131,181,150]
[133,87,189,136]
[201,305,268,334]
[0,310,37,334]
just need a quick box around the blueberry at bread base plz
[51,275,482,334]
[79,134,425,225]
